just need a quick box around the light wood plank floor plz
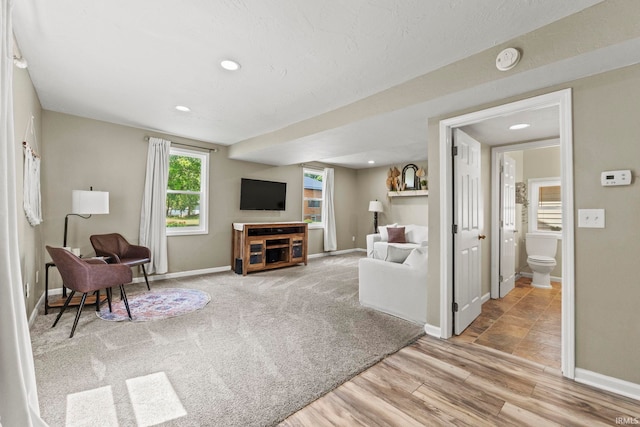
[280,335,640,426]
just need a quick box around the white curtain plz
[0,1,48,425]
[139,137,170,274]
[322,167,337,251]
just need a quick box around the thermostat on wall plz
[601,170,632,186]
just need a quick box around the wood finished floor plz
[453,276,562,369]
[280,335,640,426]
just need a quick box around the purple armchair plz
[90,233,151,290]
[46,246,133,337]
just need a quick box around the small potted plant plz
[416,167,427,190]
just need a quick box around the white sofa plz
[366,224,428,262]
[358,246,428,324]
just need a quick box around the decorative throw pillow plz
[378,223,397,241]
[387,226,406,243]
[406,225,428,245]
[385,244,414,263]
[403,246,428,268]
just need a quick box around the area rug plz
[97,287,211,321]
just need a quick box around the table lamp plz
[368,200,383,233]
[63,188,109,247]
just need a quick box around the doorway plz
[437,89,575,378]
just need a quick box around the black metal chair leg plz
[52,290,76,328]
[106,287,113,312]
[95,289,100,311]
[120,285,132,320]
[141,264,150,290]
[70,293,88,338]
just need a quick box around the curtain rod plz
[144,136,218,152]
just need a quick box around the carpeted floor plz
[30,252,424,427]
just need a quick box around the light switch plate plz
[578,209,605,228]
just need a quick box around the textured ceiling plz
[13,0,607,168]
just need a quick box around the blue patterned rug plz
[97,288,211,322]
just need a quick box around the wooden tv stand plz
[232,222,308,275]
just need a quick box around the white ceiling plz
[12,0,609,168]
[461,107,559,147]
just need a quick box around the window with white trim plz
[302,168,325,228]
[528,178,561,235]
[166,147,209,236]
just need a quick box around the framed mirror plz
[402,163,419,190]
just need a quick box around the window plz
[529,178,561,235]
[166,147,209,235]
[302,168,325,228]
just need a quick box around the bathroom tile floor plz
[452,276,562,369]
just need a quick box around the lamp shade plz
[72,190,109,214]
[368,200,383,213]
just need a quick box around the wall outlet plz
[36,270,39,284]
[578,208,605,228]
[25,282,30,299]
[352,236,355,242]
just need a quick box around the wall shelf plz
[388,190,429,197]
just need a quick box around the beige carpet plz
[30,252,424,426]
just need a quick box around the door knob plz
[478,234,487,240]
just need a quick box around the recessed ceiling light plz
[220,59,241,71]
[175,105,191,112]
[368,160,375,164]
[509,123,530,130]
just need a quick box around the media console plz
[232,222,308,275]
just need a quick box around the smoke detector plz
[496,48,520,71]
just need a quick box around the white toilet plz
[525,233,558,289]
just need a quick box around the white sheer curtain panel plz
[0,1,48,425]
[322,167,337,251]
[139,137,170,274]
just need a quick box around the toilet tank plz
[525,233,558,257]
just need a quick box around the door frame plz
[491,138,560,299]
[438,88,575,378]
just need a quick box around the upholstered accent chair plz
[46,246,133,337]
[90,233,151,290]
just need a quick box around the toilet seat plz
[528,255,556,264]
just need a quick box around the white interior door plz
[453,129,483,334]
[499,154,517,297]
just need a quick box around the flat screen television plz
[240,178,287,211]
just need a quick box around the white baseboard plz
[575,368,640,400]
[132,265,231,283]
[29,291,46,327]
[309,248,364,259]
[424,323,441,338]
[481,292,491,304]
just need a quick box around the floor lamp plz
[368,200,383,233]
[63,189,110,247]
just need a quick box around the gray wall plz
[428,63,640,384]
[40,112,359,287]
[354,165,428,248]
[13,65,44,317]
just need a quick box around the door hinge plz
[499,275,503,283]
[452,146,458,156]
[453,302,459,312]
[452,224,458,234]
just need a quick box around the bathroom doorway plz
[437,89,575,378]
[455,140,563,369]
